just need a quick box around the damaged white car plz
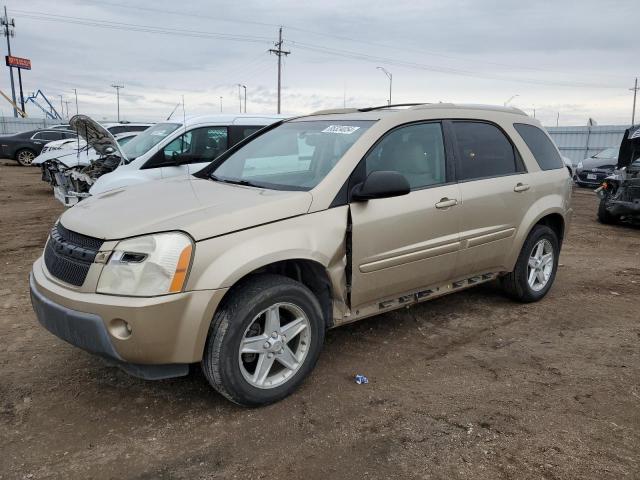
[36,123,140,206]
[40,114,285,206]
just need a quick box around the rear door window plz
[33,131,62,141]
[513,123,564,170]
[452,121,520,181]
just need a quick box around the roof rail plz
[358,103,428,112]
[308,108,361,115]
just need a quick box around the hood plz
[617,125,640,169]
[580,156,617,171]
[59,176,313,241]
[70,114,127,160]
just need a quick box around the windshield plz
[594,147,618,159]
[121,122,181,161]
[211,120,374,190]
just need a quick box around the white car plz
[89,113,286,196]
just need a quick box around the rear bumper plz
[30,257,229,376]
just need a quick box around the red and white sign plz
[5,55,31,70]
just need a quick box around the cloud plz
[2,0,637,125]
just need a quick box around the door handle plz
[435,198,458,209]
[514,183,530,192]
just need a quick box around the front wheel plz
[500,225,560,302]
[202,274,325,406]
[16,149,36,166]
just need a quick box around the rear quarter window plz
[514,123,564,170]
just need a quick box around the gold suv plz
[30,104,573,405]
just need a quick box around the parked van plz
[30,104,573,406]
[38,114,284,206]
[89,113,286,196]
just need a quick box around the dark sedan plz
[0,129,77,166]
[575,147,619,187]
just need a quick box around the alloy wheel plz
[17,150,35,166]
[238,302,311,389]
[527,239,554,291]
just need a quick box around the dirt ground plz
[0,161,638,480]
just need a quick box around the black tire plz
[202,274,325,406]
[500,225,560,303]
[597,198,618,225]
[15,148,37,166]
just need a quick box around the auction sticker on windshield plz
[322,125,361,134]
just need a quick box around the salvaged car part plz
[597,125,640,224]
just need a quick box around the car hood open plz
[617,125,640,169]
[70,114,127,160]
[59,176,313,241]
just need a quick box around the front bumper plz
[607,199,640,217]
[576,170,610,186]
[30,257,228,377]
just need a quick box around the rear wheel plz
[500,225,560,302]
[597,198,619,225]
[16,149,36,166]
[202,274,325,406]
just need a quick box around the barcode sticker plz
[321,125,361,134]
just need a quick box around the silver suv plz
[30,104,573,405]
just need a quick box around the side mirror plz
[352,170,410,201]
[168,151,191,166]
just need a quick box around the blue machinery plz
[23,90,62,119]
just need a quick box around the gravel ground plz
[1,161,639,479]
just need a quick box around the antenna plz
[166,101,180,120]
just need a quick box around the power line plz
[75,0,629,80]
[288,40,626,90]
[13,9,273,44]
[17,8,626,91]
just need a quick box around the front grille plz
[44,223,103,286]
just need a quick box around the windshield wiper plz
[210,174,260,188]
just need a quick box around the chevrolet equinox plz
[30,104,573,406]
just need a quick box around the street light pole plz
[631,78,639,126]
[237,84,242,113]
[219,96,223,113]
[242,85,247,113]
[73,88,78,115]
[504,94,519,106]
[376,67,392,106]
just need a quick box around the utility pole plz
[269,27,290,114]
[64,101,71,119]
[111,83,124,121]
[376,67,392,106]
[1,6,17,117]
[73,88,78,115]
[631,78,639,126]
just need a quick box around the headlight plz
[97,232,193,296]
[577,161,583,169]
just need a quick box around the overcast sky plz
[3,0,638,125]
